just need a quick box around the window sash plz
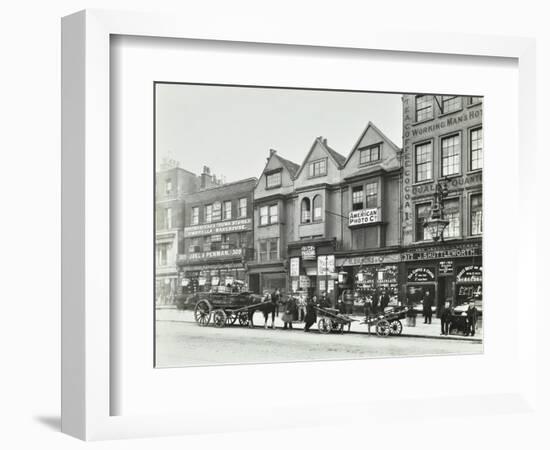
[441,134,461,176]
[359,146,380,164]
[205,205,213,223]
[238,198,247,217]
[260,206,269,225]
[309,159,327,177]
[415,96,433,122]
[442,95,461,113]
[352,187,364,210]
[269,205,278,224]
[191,207,199,225]
[224,201,232,220]
[443,199,460,238]
[266,172,282,188]
[470,127,483,171]
[415,203,431,241]
[415,143,432,182]
[166,208,172,229]
[471,194,483,235]
[269,239,278,260]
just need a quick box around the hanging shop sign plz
[290,257,300,277]
[299,275,310,288]
[348,208,379,226]
[457,265,483,282]
[183,218,252,238]
[438,260,454,276]
[301,245,316,260]
[317,255,335,276]
[407,267,436,283]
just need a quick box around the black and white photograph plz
[154,83,483,368]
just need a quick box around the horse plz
[247,294,279,329]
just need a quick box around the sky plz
[155,83,403,182]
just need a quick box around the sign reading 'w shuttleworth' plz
[348,208,380,227]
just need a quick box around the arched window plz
[312,195,323,221]
[301,197,311,223]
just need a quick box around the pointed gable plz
[254,149,298,199]
[341,122,401,179]
[294,136,345,184]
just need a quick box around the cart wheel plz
[389,320,403,335]
[226,313,238,326]
[318,318,332,334]
[238,312,249,327]
[376,319,391,337]
[194,299,212,327]
[331,321,344,333]
[212,309,227,328]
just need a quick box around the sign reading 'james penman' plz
[348,208,379,226]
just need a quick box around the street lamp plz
[423,178,450,242]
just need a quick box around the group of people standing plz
[362,289,392,317]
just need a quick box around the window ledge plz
[437,108,464,118]
[412,117,434,127]
[466,102,483,108]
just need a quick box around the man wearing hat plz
[465,298,478,336]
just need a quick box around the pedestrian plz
[380,290,390,312]
[423,293,433,324]
[320,292,331,309]
[364,296,373,318]
[282,296,297,330]
[371,291,379,315]
[336,297,346,314]
[272,288,281,317]
[440,300,452,335]
[304,298,317,332]
[297,295,307,322]
[466,299,478,336]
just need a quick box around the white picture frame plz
[61,9,538,441]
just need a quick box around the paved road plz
[155,320,482,368]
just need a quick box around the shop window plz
[223,201,232,220]
[441,95,461,113]
[157,243,170,266]
[441,134,461,176]
[352,186,364,211]
[308,158,327,177]
[165,178,172,195]
[365,182,378,208]
[415,142,432,182]
[238,198,247,217]
[415,203,431,241]
[191,206,199,225]
[312,195,323,221]
[359,145,380,164]
[165,207,172,229]
[203,236,212,252]
[443,198,460,239]
[301,197,311,223]
[470,127,483,171]
[266,170,282,188]
[205,204,213,223]
[471,194,483,235]
[415,95,433,122]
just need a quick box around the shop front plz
[401,240,482,314]
[287,239,337,304]
[247,263,287,295]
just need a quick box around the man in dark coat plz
[466,300,478,336]
[440,301,452,335]
[282,296,297,330]
[272,289,281,317]
[423,293,433,324]
[304,298,317,332]
[380,290,390,312]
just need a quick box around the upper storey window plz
[308,158,327,178]
[266,170,282,189]
[415,95,433,122]
[359,145,380,164]
[441,95,462,114]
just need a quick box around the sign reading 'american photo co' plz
[348,208,379,226]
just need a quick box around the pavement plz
[155,306,483,342]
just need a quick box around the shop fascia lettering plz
[183,218,252,238]
[180,248,243,261]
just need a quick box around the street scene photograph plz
[154,83,483,368]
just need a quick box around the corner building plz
[401,94,483,312]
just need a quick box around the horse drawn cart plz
[314,306,356,334]
[362,305,410,337]
[193,290,265,328]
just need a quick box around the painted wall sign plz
[407,267,436,282]
[301,245,316,260]
[348,208,379,226]
[179,248,243,262]
[290,257,300,277]
[401,242,481,261]
[457,265,483,282]
[183,218,252,238]
[336,254,400,267]
[438,260,454,276]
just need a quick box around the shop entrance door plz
[249,274,260,294]
[437,277,453,315]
